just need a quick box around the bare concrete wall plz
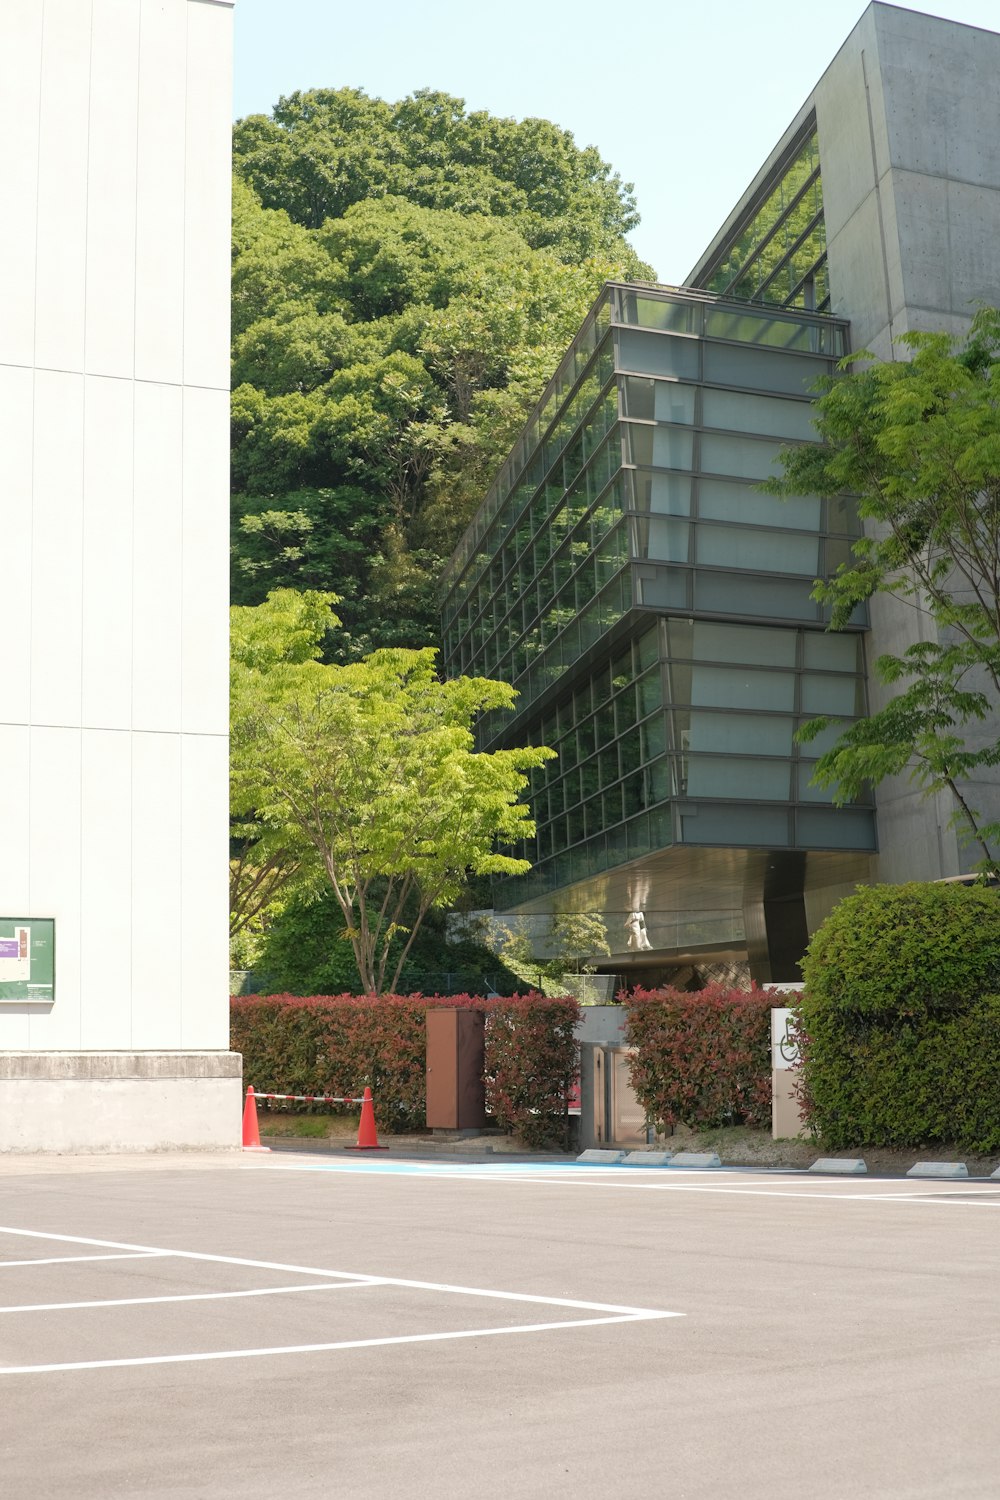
[816,3,1000,881]
[0,1052,242,1152]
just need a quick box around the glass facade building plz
[440,285,875,976]
[442,4,1000,981]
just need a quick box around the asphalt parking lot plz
[2,1152,999,1498]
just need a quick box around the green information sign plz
[0,918,55,1004]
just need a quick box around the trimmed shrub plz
[797,882,1000,1150]
[801,881,1000,1017]
[230,991,580,1143]
[622,985,772,1131]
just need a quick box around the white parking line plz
[0,1281,376,1315]
[0,1223,680,1374]
[255,1159,1000,1206]
[0,1252,171,1268]
[0,1226,381,1283]
[0,1313,674,1376]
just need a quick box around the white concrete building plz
[0,0,238,1150]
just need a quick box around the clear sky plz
[233,0,1000,285]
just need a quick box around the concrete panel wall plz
[818,5,1000,355]
[0,0,236,1143]
[815,4,1000,881]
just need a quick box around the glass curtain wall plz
[441,295,630,746]
[504,618,874,905]
[698,120,828,311]
[441,283,874,905]
[614,289,859,628]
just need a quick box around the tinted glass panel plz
[637,516,690,563]
[692,621,797,667]
[800,673,863,715]
[690,665,796,711]
[703,342,827,396]
[617,329,700,380]
[796,807,876,849]
[685,711,795,755]
[796,762,838,802]
[702,389,816,441]
[680,804,790,845]
[693,572,818,621]
[686,756,790,800]
[625,296,701,334]
[699,476,820,532]
[802,632,860,671]
[626,424,694,470]
[700,432,782,481]
[696,524,819,575]
[654,383,697,424]
[629,470,692,516]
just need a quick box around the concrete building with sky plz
[441,2,1000,985]
[0,0,237,1150]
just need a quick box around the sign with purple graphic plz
[0,919,55,1003]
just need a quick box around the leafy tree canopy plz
[765,308,1000,863]
[233,86,645,263]
[231,92,654,655]
[231,590,554,995]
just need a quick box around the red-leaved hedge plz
[230,992,581,1145]
[622,985,773,1131]
[485,995,580,1149]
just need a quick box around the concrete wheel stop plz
[809,1158,867,1175]
[905,1161,969,1179]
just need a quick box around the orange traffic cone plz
[345,1086,387,1151]
[242,1086,271,1152]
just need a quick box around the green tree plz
[233,87,647,265]
[765,308,1000,864]
[230,589,338,945]
[230,96,653,653]
[232,590,554,995]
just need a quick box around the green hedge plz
[485,994,580,1149]
[798,882,1000,1151]
[801,881,1000,1016]
[622,985,773,1131]
[230,992,580,1145]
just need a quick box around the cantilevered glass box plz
[440,285,874,974]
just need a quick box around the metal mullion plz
[440,333,613,606]
[695,118,819,285]
[785,249,829,310]
[753,207,826,305]
[711,167,822,303]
